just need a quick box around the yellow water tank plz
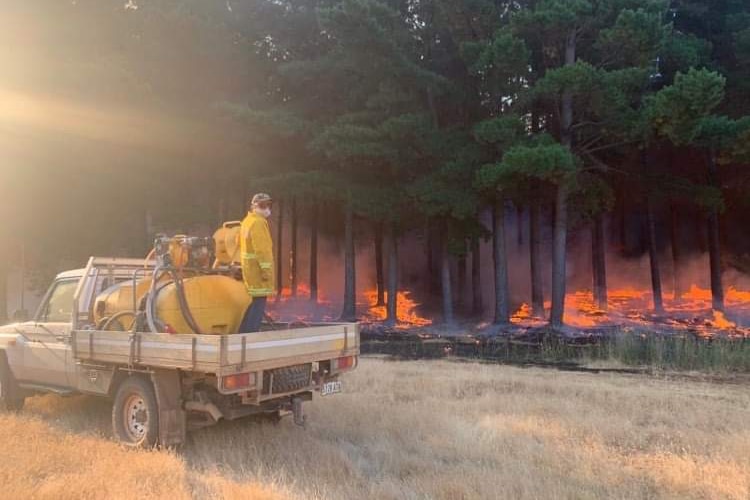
[213,221,242,266]
[93,275,251,334]
[154,275,251,334]
[94,278,154,329]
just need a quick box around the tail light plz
[333,356,356,372]
[222,372,255,391]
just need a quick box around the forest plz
[1,0,750,331]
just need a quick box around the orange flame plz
[276,283,329,303]
[510,284,748,335]
[364,289,433,328]
[710,310,736,329]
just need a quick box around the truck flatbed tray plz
[72,322,359,374]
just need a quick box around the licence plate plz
[321,381,342,396]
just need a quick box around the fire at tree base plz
[267,281,750,372]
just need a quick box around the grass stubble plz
[0,357,747,499]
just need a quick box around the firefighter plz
[238,193,276,332]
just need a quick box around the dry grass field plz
[1,357,748,499]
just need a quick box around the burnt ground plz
[359,319,750,377]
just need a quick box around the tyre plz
[0,354,25,412]
[112,376,159,448]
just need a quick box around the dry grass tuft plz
[1,357,748,499]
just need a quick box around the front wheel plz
[112,376,159,447]
[0,354,25,412]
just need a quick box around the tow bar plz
[292,396,306,427]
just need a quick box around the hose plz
[169,269,203,335]
[144,263,203,334]
[98,310,137,331]
[146,265,165,333]
[143,248,156,268]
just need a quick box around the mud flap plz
[292,396,306,427]
[150,369,186,447]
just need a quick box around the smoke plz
[263,204,750,325]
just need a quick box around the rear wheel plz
[112,376,159,447]
[0,354,25,412]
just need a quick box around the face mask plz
[254,207,271,219]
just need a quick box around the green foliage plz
[463,29,530,101]
[218,104,310,138]
[310,121,396,161]
[650,174,725,211]
[512,0,594,36]
[473,115,526,149]
[570,172,616,221]
[410,160,479,220]
[660,32,713,79]
[477,143,580,191]
[693,115,744,152]
[596,7,668,67]
[254,170,344,201]
[648,68,726,144]
[532,62,602,100]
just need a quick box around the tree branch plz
[579,139,637,155]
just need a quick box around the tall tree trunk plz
[669,202,682,300]
[457,246,467,312]
[493,198,510,324]
[290,198,298,297]
[385,226,398,327]
[441,231,454,326]
[516,205,524,247]
[646,193,664,313]
[529,113,544,319]
[591,214,608,311]
[550,185,569,327]
[309,202,319,303]
[426,222,440,295]
[275,199,284,299]
[706,151,724,311]
[0,264,7,324]
[696,209,708,253]
[340,201,357,321]
[529,202,544,317]
[641,149,664,313]
[550,30,576,328]
[618,192,627,251]
[375,223,385,306]
[472,236,482,316]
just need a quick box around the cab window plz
[39,280,78,323]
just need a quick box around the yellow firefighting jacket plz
[240,212,276,297]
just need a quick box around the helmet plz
[251,193,272,206]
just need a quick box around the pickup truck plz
[0,257,359,447]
